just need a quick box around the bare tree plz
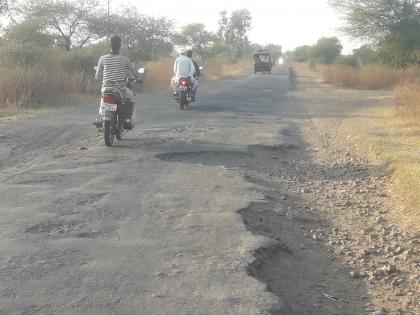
[19,0,99,50]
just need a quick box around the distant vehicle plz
[253,50,273,74]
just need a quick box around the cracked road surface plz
[1,68,409,315]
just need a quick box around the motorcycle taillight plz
[103,94,117,104]
[179,79,189,86]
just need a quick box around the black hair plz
[110,36,121,53]
[186,50,193,58]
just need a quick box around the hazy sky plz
[111,0,360,53]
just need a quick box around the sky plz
[111,0,361,54]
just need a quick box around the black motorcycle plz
[173,67,204,110]
[174,77,193,110]
[94,68,145,147]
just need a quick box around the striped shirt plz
[95,53,137,88]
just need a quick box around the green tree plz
[311,37,342,64]
[292,45,312,62]
[226,9,252,45]
[0,0,10,14]
[216,10,229,41]
[264,44,282,62]
[330,0,420,66]
[174,23,214,58]
[5,18,54,48]
[205,42,237,62]
[216,9,252,59]
[352,44,377,65]
[90,7,174,60]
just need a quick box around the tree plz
[205,42,237,62]
[352,44,377,65]
[174,23,214,58]
[90,7,174,60]
[264,44,282,62]
[330,0,420,66]
[0,0,10,14]
[215,9,252,59]
[226,9,252,44]
[216,10,229,41]
[18,0,99,50]
[5,18,54,48]
[311,37,342,64]
[292,45,312,62]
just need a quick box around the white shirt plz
[174,55,196,78]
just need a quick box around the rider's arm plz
[194,61,201,77]
[174,59,178,75]
[95,57,104,81]
[189,59,196,78]
[126,58,138,80]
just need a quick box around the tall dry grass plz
[0,65,97,114]
[314,63,420,122]
[313,63,420,228]
[394,82,420,120]
[0,43,252,114]
[202,59,251,80]
[143,58,251,90]
[318,65,420,90]
[0,45,99,115]
[142,58,173,90]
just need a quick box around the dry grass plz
[0,51,251,114]
[318,65,420,90]
[0,64,97,114]
[303,62,420,229]
[202,59,251,80]
[143,58,251,91]
[374,109,420,228]
[336,104,420,231]
[394,82,420,120]
[142,58,174,90]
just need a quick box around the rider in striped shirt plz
[95,36,138,124]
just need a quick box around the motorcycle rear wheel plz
[104,120,114,147]
[179,93,187,110]
[115,116,123,140]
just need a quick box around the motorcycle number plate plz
[103,103,117,112]
[178,86,188,91]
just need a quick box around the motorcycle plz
[94,67,145,147]
[173,66,203,110]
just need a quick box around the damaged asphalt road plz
[1,68,411,314]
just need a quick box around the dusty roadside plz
[289,73,420,314]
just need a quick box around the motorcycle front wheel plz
[104,119,115,147]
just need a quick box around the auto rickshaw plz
[253,50,273,74]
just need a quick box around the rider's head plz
[110,36,122,54]
[186,49,193,58]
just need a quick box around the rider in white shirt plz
[171,50,198,100]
